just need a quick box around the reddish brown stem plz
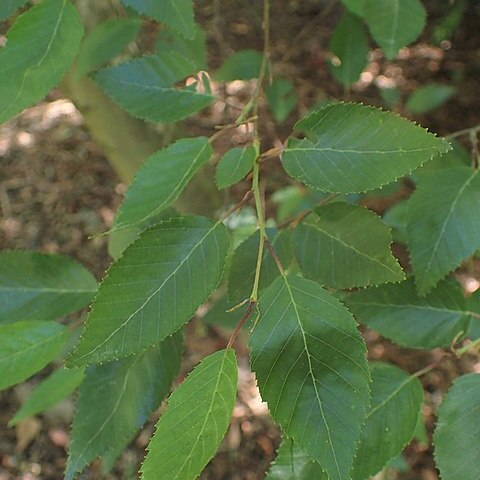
[264,237,285,276]
[227,300,256,348]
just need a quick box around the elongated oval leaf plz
[407,167,480,295]
[0,0,29,19]
[0,321,68,390]
[250,274,370,480]
[434,373,480,480]
[94,52,212,123]
[68,216,230,367]
[351,363,424,480]
[0,251,97,324]
[345,278,470,348]
[215,50,263,82]
[228,229,293,305]
[365,0,426,59]
[9,366,85,426]
[113,137,212,231]
[329,12,369,87]
[120,0,195,39]
[0,0,84,124]
[266,438,328,480]
[406,84,456,115]
[141,348,238,480]
[281,103,450,193]
[215,146,256,189]
[340,0,366,17]
[66,334,182,479]
[76,18,141,77]
[294,203,404,288]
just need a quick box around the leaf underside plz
[141,348,238,480]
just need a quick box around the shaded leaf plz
[113,137,212,231]
[266,79,298,123]
[281,103,450,193]
[0,251,97,324]
[76,18,141,77]
[0,0,29,19]
[351,363,424,479]
[406,84,456,115]
[266,438,328,480]
[340,0,366,17]
[467,291,480,340]
[215,50,263,81]
[0,0,84,124]
[215,146,256,189]
[156,24,207,70]
[120,0,194,38]
[294,203,404,288]
[141,348,237,480]
[9,367,85,426]
[407,167,480,295]
[0,321,68,390]
[345,278,470,348]
[434,373,480,480]
[329,12,369,87]
[365,0,426,59]
[228,229,292,305]
[250,275,370,480]
[68,216,230,367]
[65,334,182,479]
[94,53,212,123]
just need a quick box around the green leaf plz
[345,278,470,348]
[65,334,182,480]
[215,50,263,81]
[0,321,68,390]
[265,78,298,123]
[266,438,328,480]
[382,200,409,244]
[120,0,194,38]
[113,138,212,231]
[407,167,480,295]
[328,12,369,87]
[406,84,456,115]
[68,216,230,367]
[228,229,293,305]
[467,291,480,340]
[365,0,426,59]
[0,0,29,19]
[0,251,97,324]
[0,0,84,124]
[215,146,256,189]
[281,103,450,193]
[201,293,249,330]
[351,363,424,480]
[340,0,366,17]
[94,53,212,123]
[76,18,141,77]
[141,348,237,480]
[250,275,370,480]
[434,373,480,480]
[9,366,85,426]
[294,203,404,288]
[156,25,207,70]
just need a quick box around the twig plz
[227,300,256,348]
[445,123,480,140]
[264,237,285,276]
[219,190,253,222]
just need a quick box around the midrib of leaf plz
[365,374,415,420]
[286,146,436,155]
[114,141,210,231]
[284,276,342,480]
[110,77,210,96]
[304,222,399,275]
[388,0,400,52]
[172,349,231,479]
[2,0,67,118]
[0,328,65,362]
[170,1,189,32]
[420,169,478,284]
[73,221,222,364]
[68,355,141,474]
